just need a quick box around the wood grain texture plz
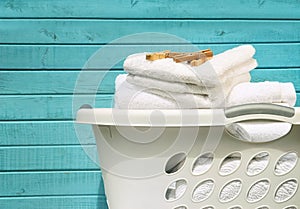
[1,44,300,69]
[0,121,95,145]
[251,68,300,90]
[1,0,299,208]
[0,69,299,95]
[0,196,108,209]
[0,171,104,196]
[1,20,299,44]
[0,70,124,94]
[0,0,299,19]
[0,146,99,170]
[0,95,113,120]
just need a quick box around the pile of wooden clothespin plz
[146,49,213,66]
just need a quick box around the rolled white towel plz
[226,81,296,107]
[226,121,292,143]
[124,45,257,86]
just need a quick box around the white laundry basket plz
[76,104,300,209]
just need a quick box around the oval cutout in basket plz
[165,179,187,201]
[192,152,214,176]
[192,180,214,202]
[247,152,270,176]
[219,179,242,203]
[219,152,241,176]
[274,152,298,176]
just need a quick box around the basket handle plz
[225,103,295,119]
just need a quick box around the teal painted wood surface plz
[0,0,299,19]
[0,69,299,95]
[0,121,94,145]
[1,44,299,69]
[0,171,104,196]
[0,196,108,209]
[0,70,124,94]
[0,95,113,120]
[1,20,300,44]
[1,1,300,208]
[0,146,99,170]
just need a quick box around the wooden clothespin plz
[146,50,170,61]
[146,49,213,66]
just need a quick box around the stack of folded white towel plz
[114,44,297,143]
[115,45,296,109]
[115,45,258,109]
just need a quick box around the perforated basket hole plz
[192,179,214,202]
[247,152,270,176]
[247,179,270,203]
[219,152,241,176]
[274,179,298,203]
[192,152,214,175]
[219,179,242,203]
[228,206,242,209]
[202,206,215,209]
[174,205,187,209]
[283,206,297,209]
[256,206,269,209]
[165,153,187,174]
[274,152,298,176]
[165,179,187,201]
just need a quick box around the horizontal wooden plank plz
[0,70,124,94]
[250,68,300,90]
[1,69,300,95]
[1,20,300,44]
[0,171,104,196]
[1,44,299,69]
[0,146,99,170]
[0,95,114,120]
[0,94,300,121]
[0,196,107,209]
[0,121,95,145]
[0,0,299,19]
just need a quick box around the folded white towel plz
[124,45,257,86]
[226,121,292,143]
[114,74,218,109]
[127,73,251,96]
[227,81,297,107]
[114,74,178,109]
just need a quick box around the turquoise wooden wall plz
[0,1,299,208]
